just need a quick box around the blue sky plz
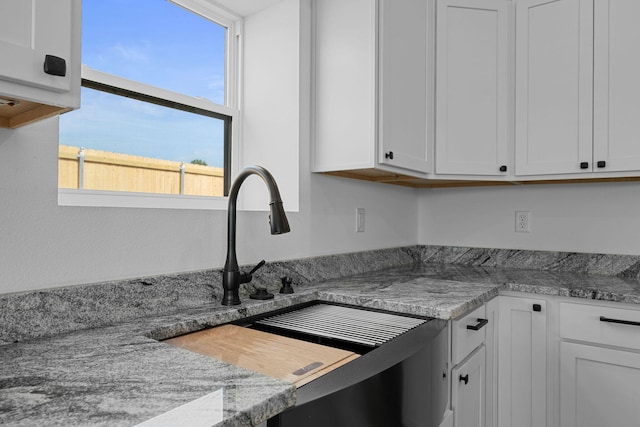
[59,0,227,167]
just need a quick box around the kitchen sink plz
[164,301,429,386]
[163,301,449,426]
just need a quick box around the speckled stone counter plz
[4,247,640,426]
[0,246,422,345]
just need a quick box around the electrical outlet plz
[356,208,365,232]
[515,211,531,233]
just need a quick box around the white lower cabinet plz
[497,295,547,427]
[448,303,489,427]
[452,346,486,427]
[559,342,640,427]
[559,301,640,427]
[446,295,640,427]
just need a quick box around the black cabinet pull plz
[580,162,589,169]
[600,316,640,327]
[597,161,606,168]
[533,304,542,312]
[459,374,469,385]
[499,165,507,172]
[44,55,66,77]
[385,151,394,160]
[466,318,488,331]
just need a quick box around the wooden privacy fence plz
[58,145,225,197]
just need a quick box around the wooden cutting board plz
[165,324,360,388]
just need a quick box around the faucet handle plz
[240,260,266,284]
[248,259,266,275]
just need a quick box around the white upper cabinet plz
[378,0,429,173]
[442,0,640,180]
[0,0,80,128]
[313,0,640,186]
[593,0,640,173]
[515,0,640,177]
[514,0,593,176]
[312,0,377,173]
[312,0,430,177]
[435,0,510,177]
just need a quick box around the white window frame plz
[58,0,242,210]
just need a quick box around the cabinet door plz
[593,0,640,173]
[452,346,486,427]
[312,0,377,172]
[378,0,429,173]
[560,341,640,427]
[514,0,593,176]
[435,0,509,176]
[497,296,546,427]
[0,0,74,93]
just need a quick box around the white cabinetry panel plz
[312,0,377,172]
[560,341,640,427]
[452,346,486,427]
[497,295,547,427]
[0,0,73,93]
[0,0,80,128]
[514,0,593,176]
[452,304,487,365]
[560,301,640,350]
[435,0,509,176]
[593,0,640,173]
[378,0,429,173]
[312,0,430,176]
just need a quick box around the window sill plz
[58,188,228,210]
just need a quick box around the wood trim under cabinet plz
[321,170,640,189]
[0,97,70,128]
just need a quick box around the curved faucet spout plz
[222,166,290,305]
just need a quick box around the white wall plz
[418,182,640,255]
[0,0,419,295]
[238,0,300,212]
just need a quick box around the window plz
[59,0,239,208]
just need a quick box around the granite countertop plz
[3,261,640,427]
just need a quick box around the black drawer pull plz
[459,374,469,385]
[600,316,640,327]
[533,304,542,312]
[466,318,488,331]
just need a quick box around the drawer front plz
[452,304,487,365]
[560,302,640,351]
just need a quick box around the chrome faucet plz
[221,165,290,305]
